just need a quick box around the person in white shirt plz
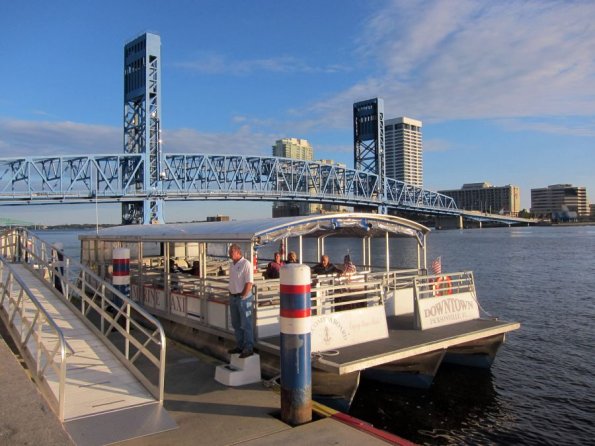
[227,244,254,358]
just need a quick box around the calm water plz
[36,225,595,445]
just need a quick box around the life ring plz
[433,275,453,296]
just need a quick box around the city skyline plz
[1,1,594,224]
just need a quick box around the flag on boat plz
[431,256,442,275]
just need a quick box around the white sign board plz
[415,291,480,330]
[311,306,388,352]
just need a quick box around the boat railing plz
[0,228,167,404]
[0,248,70,421]
[369,268,424,291]
[413,271,475,300]
[254,271,384,313]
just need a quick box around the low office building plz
[530,184,589,219]
[439,182,520,215]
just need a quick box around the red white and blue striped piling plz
[112,248,130,307]
[279,264,312,426]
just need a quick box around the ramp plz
[0,263,176,445]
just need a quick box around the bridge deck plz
[1,264,176,444]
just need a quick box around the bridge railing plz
[0,228,167,404]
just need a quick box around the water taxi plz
[79,213,520,408]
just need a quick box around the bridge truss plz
[0,153,459,216]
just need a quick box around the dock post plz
[112,248,130,307]
[279,264,312,426]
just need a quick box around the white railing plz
[0,228,167,404]
[0,256,70,420]
[413,271,476,300]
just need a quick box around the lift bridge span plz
[0,153,464,215]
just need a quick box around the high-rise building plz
[385,117,423,187]
[272,138,313,160]
[531,184,589,218]
[439,182,520,215]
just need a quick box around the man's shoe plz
[227,347,242,354]
[239,349,253,358]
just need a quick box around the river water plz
[35,225,595,445]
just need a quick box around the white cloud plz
[0,118,279,159]
[497,118,595,137]
[424,139,451,153]
[163,125,278,156]
[309,0,595,126]
[175,52,349,76]
[0,118,120,156]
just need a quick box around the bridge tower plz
[122,32,163,224]
[353,98,386,213]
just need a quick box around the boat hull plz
[362,349,446,389]
[443,333,505,368]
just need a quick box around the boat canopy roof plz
[80,213,430,248]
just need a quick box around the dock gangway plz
[0,228,176,445]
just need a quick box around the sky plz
[1,0,594,225]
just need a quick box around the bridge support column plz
[434,216,464,230]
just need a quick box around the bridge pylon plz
[353,98,386,214]
[122,32,163,224]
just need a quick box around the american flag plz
[431,256,442,275]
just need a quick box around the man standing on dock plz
[227,244,254,358]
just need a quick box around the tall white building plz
[385,117,423,187]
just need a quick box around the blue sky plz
[1,0,594,224]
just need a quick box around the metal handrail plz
[0,228,167,404]
[0,255,69,421]
[413,271,475,300]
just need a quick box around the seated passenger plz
[169,258,184,273]
[311,255,341,275]
[341,254,356,276]
[265,252,284,279]
[190,260,200,276]
[286,251,298,264]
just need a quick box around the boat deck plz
[260,315,520,375]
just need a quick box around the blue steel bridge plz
[0,153,530,226]
[0,153,455,211]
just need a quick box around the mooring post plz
[279,263,312,426]
[112,247,130,308]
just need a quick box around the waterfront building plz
[272,137,313,160]
[384,117,423,187]
[439,182,520,215]
[272,138,313,217]
[530,184,589,219]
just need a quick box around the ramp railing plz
[0,228,167,404]
[0,255,70,421]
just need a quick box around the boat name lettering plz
[424,297,475,318]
